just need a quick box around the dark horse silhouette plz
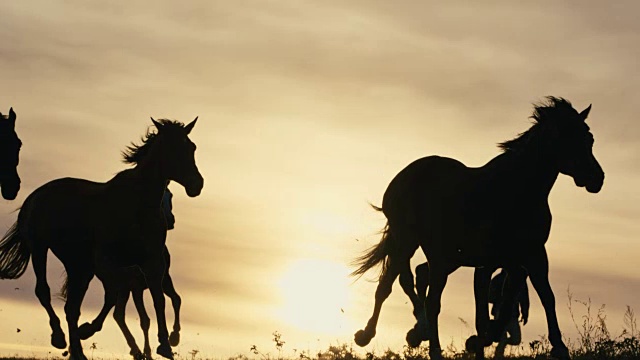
[58,187,182,360]
[0,118,203,360]
[0,107,21,200]
[352,97,604,360]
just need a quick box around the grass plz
[2,293,639,360]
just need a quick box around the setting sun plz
[276,258,352,335]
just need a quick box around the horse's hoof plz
[144,348,153,360]
[169,331,180,346]
[405,328,422,348]
[77,323,96,340]
[51,331,67,349]
[157,344,174,360]
[465,335,479,352]
[131,350,146,360]
[550,346,571,360]
[354,329,373,347]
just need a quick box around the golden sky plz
[1,0,639,358]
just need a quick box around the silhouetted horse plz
[59,186,182,360]
[352,97,604,360]
[0,107,21,200]
[0,118,203,360]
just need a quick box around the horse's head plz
[151,117,204,197]
[546,100,604,193]
[0,108,21,200]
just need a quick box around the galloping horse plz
[0,118,203,360]
[352,97,604,360]
[0,107,21,200]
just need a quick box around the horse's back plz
[19,177,107,242]
[382,156,469,224]
[24,177,105,210]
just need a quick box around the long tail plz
[350,204,393,280]
[0,222,31,279]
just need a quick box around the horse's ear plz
[8,108,16,122]
[184,116,198,134]
[151,117,163,130]
[579,104,592,121]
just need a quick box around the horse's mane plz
[498,96,576,153]
[122,119,188,164]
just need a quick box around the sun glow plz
[276,258,353,335]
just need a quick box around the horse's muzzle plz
[185,175,204,197]
[0,177,20,200]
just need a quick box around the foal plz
[113,187,182,360]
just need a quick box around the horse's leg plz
[31,246,66,349]
[466,266,494,360]
[425,264,452,360]
[487,267,526,343]
[131,286,152,359]
[113,288,145,360]
[354,255,402,347]
[64,269,93,360]
[77,276,118,340]
[494,316,521,359]
[401,261,427,347]
[415,262,430,302]
[414,262,430,335]
[162,273,182,346]
[161,248,181,346]
[141,260,172,359]
[527,251,570,360]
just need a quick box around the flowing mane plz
[122,119,188,164]
[498,96,577,153]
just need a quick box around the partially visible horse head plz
[0,107,21,200]
[535,97,604,193]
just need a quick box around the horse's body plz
[0,118,203,360]
[353,98,604,360]
[0,107,21,200]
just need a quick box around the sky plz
[0,0,639,358]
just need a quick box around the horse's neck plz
[108,166,167,210]
[486,142,559,199]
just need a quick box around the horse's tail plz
[351,204,393,280]
[0,222,31,279]
[59,272,68,301]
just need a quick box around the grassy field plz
[2,295,639,360]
